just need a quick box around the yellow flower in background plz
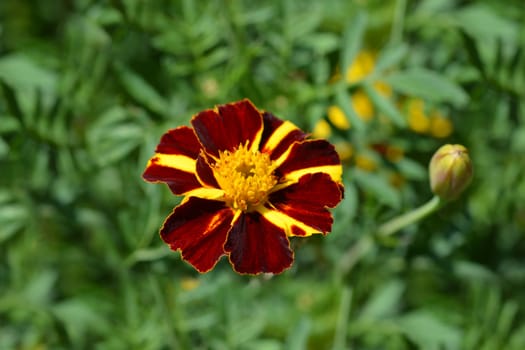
[346,51,376,84]
[429,112,453,138]
[370,143,404,164]
[181,277,200,291]
[385,145,404,163]
[312,119,332,139]
[407,98,430,133]
[327,105,351,130]
[389,172,406,188]
[406,98,453,137]
[335,141,354,162]
[373,80,392,98]
[351,91,374,122]
[408,112,430,133]
[355,154,378,172]
[327,50,394,129]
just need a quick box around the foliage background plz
[1,0,524,349]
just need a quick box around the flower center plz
[213,143,277,211]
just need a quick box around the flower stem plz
[377,196,443,236]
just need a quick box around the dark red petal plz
[196,154,219,188]
[155,126,201,158]
[143,126,203,194]
[267,173,342,236]
[260,112,307,161]
[160,197,234,273]
[191,99,263,157]
[143,160,202,194]
[224,212,293,274]
[275,139,341,177]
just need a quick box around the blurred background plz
[1,0,524,349]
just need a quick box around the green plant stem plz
[377,195,443,236]
[339,196,444,275]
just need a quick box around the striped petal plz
[191,99,264,158]
[275,139,342,184]
[225,211,293,274]
[264,173,343,237]
[259,112,307,161]
[195,153,219,188]
[155,126,201,157]
[143,126,202,194]
[160,197,235,273]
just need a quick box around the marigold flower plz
[143,99,344,275]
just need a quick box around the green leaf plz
[335,85,365,131]
[395,158,427,180]
[453,4,518,42]
[496,301,519,341]
[0,137,8,158]
[52,299,110,345]
[385,68,469,107]
[374,44,408,72]
[198,47,231,70]
[114,63,168,116]
[126,246,171,266]
[87,106,146,166]
[23,270,57,305]
[453,260,496,282]
[363,82,406,127]
[460,30,487,78]
[333,287,353,350]
[332,181,358,228]
[301,33,340,54]
[0,53,57,93]
[286,318,311,350]
[0,82,24,123]
[398,311,461,349]
[354,169,401,209]
[0,198,27,242]
[284,4,322,40]
[359,279,404,320]
[340,12,367,77]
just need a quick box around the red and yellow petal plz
[264,173,343,236]
[275,139,343,184]
[160,197,235,273]
[191,99,264,158]
[155,126,201,157]
[259,112,307,161]
[224,212,294,275]
[195,153,219,188]
[143,126,203,194]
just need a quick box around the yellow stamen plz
[213,143,277,212]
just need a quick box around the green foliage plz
[1,0,524,349]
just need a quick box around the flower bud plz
[429,144,473,200]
